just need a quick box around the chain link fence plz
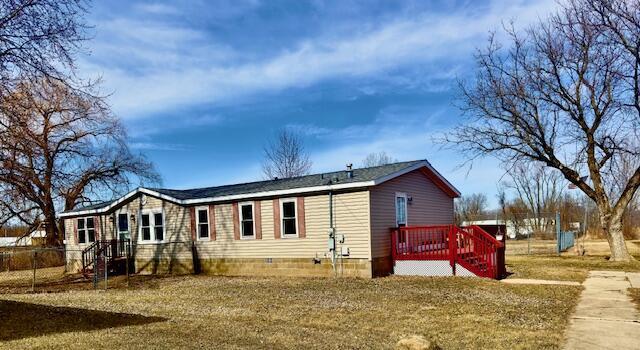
[0,246,139,294]
[465,212,640,256]
[0,247,86,293]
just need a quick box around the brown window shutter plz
[273,198,281,239]
[73,219,78,244]
[209,205,216,240]
[254,201,262,239]
[297,197,306,238]
[94,216,101,241]
[232,202,240,240]
[189,207,196,241]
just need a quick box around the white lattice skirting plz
[393,260,477,277]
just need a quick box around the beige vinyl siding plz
[194,191,371,259]
[65,190,372,265]
[64,195,193,269]
[128,196,192,265]
[64,213,112,264]
[369,169,454,258]
[261,199,274,238]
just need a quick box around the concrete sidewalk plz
[501,278,581,286]
[564,271,640,350]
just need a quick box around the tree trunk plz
[600,206,634,262]
[43,206,61,247]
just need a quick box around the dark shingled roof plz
[151,160,424,200]
[69,200,115,212]
[63,160,438,214]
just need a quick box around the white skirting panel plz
[393,260,477,277]
[454,263,476,277]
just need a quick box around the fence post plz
[449,225,456,276]
[556,212,561,256]
[93,251,98,289]
[31,250,37,292]
[126,240,130,287]
[103,249,108,291]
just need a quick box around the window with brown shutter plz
[208,205,216,240]
[254,201,262,240]
[297,197,306,238]
[280,199,297,237]
[273,198,281,239]
[238,202,255,239]
[195,206,210,241]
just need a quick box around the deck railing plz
[391,225,504,279]
[455,225,503,279]
[81,239,130,275]
[391,225,453,261]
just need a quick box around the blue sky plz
[80,0,557,207]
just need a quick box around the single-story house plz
[59,160,460,278]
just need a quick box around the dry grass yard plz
[507,255,640,282]
[0,270,581,350]
[505,239,640,256]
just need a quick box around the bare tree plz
[455,193,488,225]
[0,79,160,245]
[262,129,312,179]
[610,149,640,238]
[361,152,398,167]
[497,185,508,220]
[504,197,532,238]
[0,0,88,89]
[451,0,640,261]
[503,163,564,233]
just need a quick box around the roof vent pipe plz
[346,163,353,178]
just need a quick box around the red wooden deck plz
[391,225,505,279]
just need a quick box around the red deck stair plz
[391,225,505,279]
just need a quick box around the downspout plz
[329,191,336,276]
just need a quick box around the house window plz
[395,193,407,227]
[239,203,254,238]
[196,207,209,240]
[140,210,164,242]
[77,217,96,244]
[281,199,297,237]
[118,213,129,233]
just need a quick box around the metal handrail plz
[81,239,130,275]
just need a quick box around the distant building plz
[0,237,17,247]
[15,230,46,246]
[462,218,556,239]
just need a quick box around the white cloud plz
[133,3,179,15]
[126,113,224,139]
[83,0,557,119]
[129,142,190,151]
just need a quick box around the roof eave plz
[371,160,461,197]
[57,181,376,218]
[58,161,461,218]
